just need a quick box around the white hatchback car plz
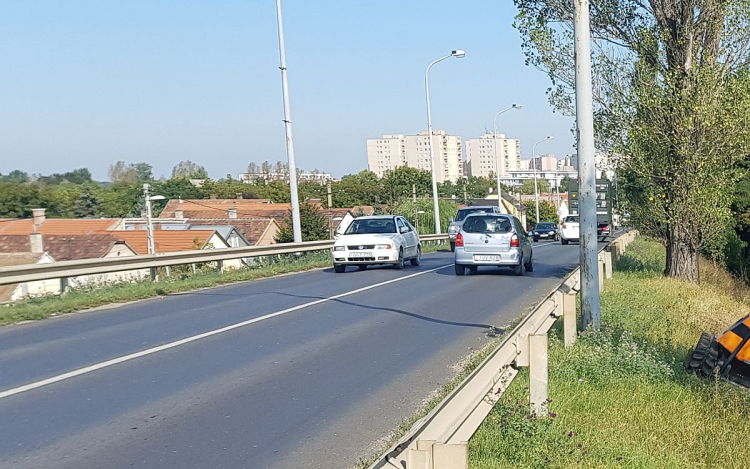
[331,215,421,273]
[560,215,580,245]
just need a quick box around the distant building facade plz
[367,130,463,183]
[238,171,334,185]
[464,133,521,178]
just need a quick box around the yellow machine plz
[687,316,750,387]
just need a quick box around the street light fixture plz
[532,136,554,225]
[143,184,165,255]
[425,49,465,234]
[493,104,522,212]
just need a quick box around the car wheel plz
[450,242,455,252]
[513,256,525,276]
[524,254,534,272]
[334,264,346,273]
[454,264,465,276]
[410,246,421,266]
[469,266,478,273]
[395,248,405,269]
[561,239,569,245]
[533,237,539,243]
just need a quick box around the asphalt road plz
[0,241,589,469]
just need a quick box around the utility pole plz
[143,183,156,256]
[412,183,416,202]
[275,0,302,243]
[327,181,332,208]
[575,0,601,330]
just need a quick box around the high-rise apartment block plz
[366,130,463,183]
[464,133,521,178]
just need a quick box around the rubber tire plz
[334,264,346,273]
[686,332,720,379]
[561,239,569,245]
[395,248,405,269]
[450,242,455,252]
[410,246,421,266]
[455,264,465,276]
[469,266,478,273]
[513,255,525,276]
[533,237,539,242]
[524,254,534,272]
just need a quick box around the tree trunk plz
[664,224,699,282]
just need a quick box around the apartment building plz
[366,130,463,183]
[530,154,558,171]
[464,133,521,178]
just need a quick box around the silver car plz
[447,205,502,252]
[454,213,534,276]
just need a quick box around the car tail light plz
[603,225,610,231]
[562,223,567,229]
[455,233,464,247]
[510,234,520,247]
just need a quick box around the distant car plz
[453,213,533,276]
[331,215,421,273]
[532,222,558,242]
[560,215,580,245]
[447,205,502,252]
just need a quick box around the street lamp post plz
[275,0,302,243]
[143,183,165,255]
[415,210,425,234]
[532,136,554,224]
[425,50,465,234]
[493,104,522,212]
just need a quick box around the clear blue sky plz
[0,1,575,181]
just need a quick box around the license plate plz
[349,252,372,258]
[474,255,500,262]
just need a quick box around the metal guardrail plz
[368,230,638,469]
[0,234,449,286]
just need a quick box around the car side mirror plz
[449,217,454,223]
[527,231,533,237]
[400,226,409,234]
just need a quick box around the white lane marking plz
[0,264,453,400]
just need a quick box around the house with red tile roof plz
[0,252,58,303]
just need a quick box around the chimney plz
[32,208,46,228]
[175,209,184,220]
[228,207,238,219]
[30,232,43,254]
[309,198,322,207]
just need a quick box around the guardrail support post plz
[529,333,548,417]
[563,292,577,348]
[604,251,612,279]
[217,260,224,273]
[60,277,69,294]
[165,266,171,278]
[432,442,468,469]
[598,254,604,293]
[149,267,158,282]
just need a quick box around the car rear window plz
[455,208,490,222]
[564,216,579,223]
[463,216,512,234]
[535,223,555,230]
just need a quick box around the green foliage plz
[523,200,558,226]
[72,184,101,218]
[513,0,750,281]
[390,199,458,234]
[171,160,208,179]
[381,166,432,204]
[275,202,329,243]
[471,238,750,468]
[0,170,30,183]
[519,178,550,195]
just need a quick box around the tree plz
[172,160,208,179]
[513,0,750,282]
[520,178,550,195]
[523,200,558,227]
[381,167,432,204]
[73,184,101,218]
[246,162,260,174]
[0,170,29,183]
[275,203,329,243]
[559,175,571,193]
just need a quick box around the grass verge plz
[1,241,449,326]
[470,238,750,468]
